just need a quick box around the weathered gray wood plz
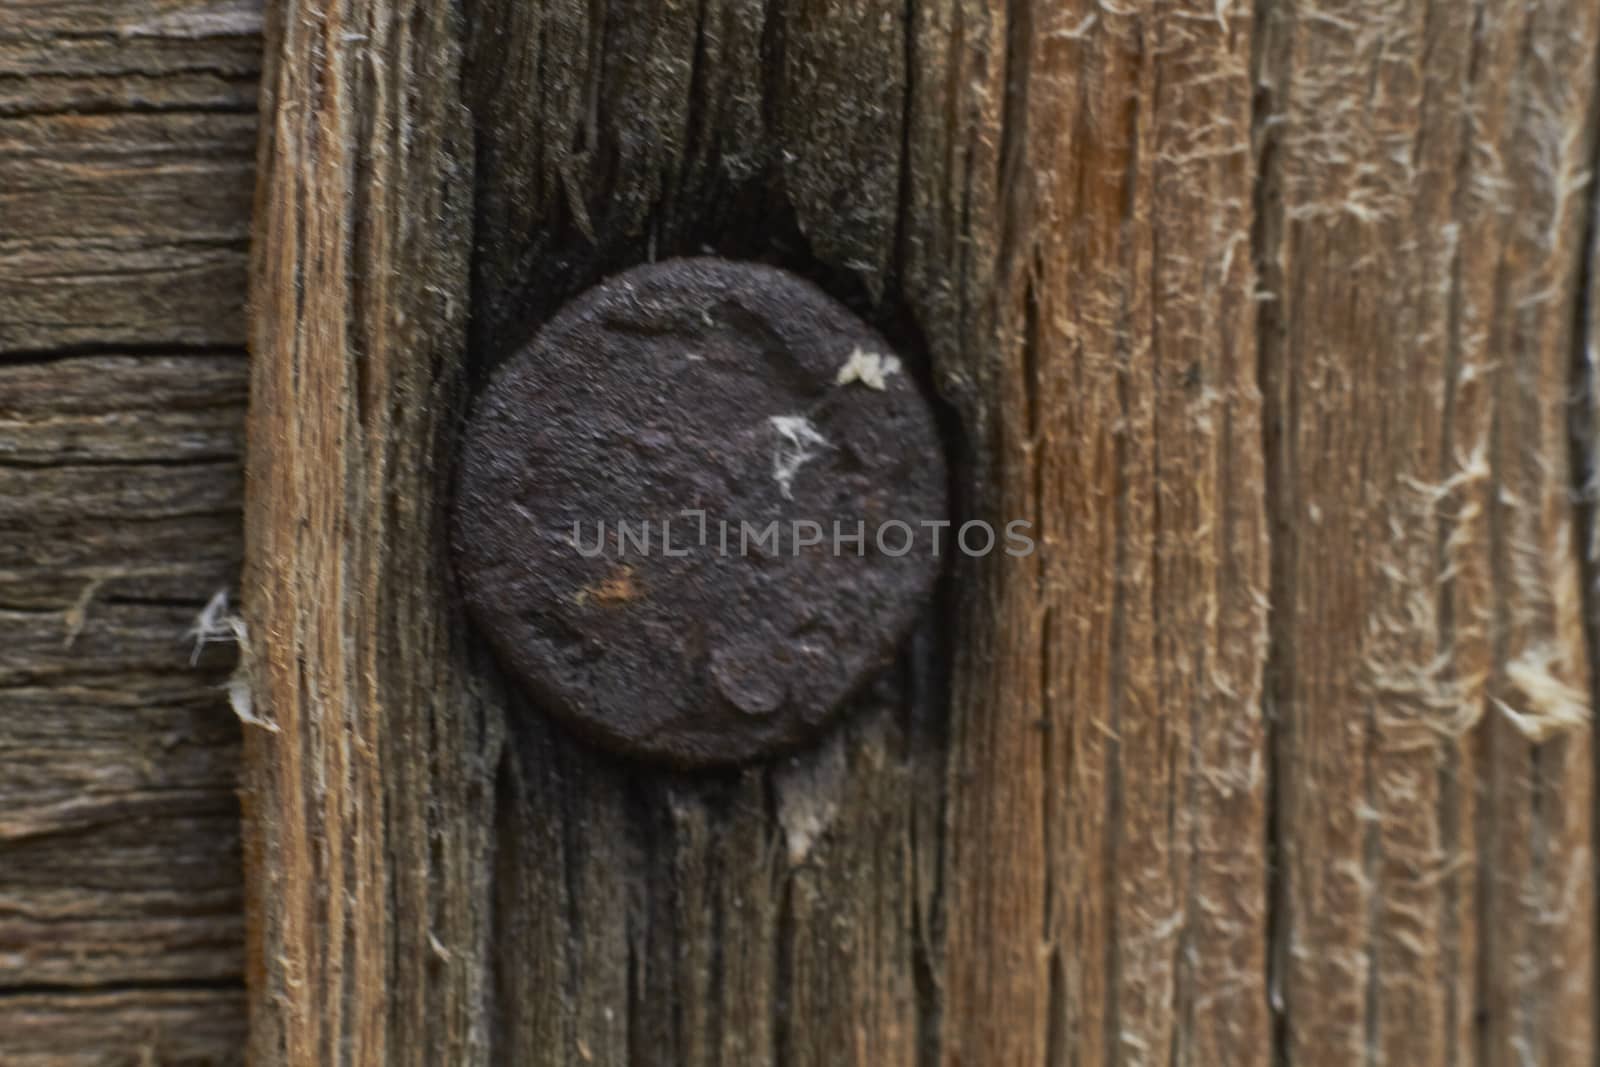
[0,0,259,117]
[0,111,253,352]
[0,0,257,1060]
[0,356,247,464]
[5,989,246,1067]
[0,355,246,608]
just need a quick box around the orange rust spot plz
[578,565,638,606]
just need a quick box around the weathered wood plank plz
[250,0,1274,1065]
[1258,1,1599,1064]
[2,112,255,240]
[774,709,920,1067]
[0,464,240,526]
[1579,84,1600,1067]
[1473,1,1599,1059]
[243,0,1600,1065]
[460,0,962,1062]
[0,989,245,1067]
[904,3,1271,1064]
[0,0,260,118]
[0,112,254,352]
[0,644,243,995]
[1,679,239,800]
[0,524,240,612]
[3,0,260,37]
[0,658,244,1039]
[0,1,256,1060]
[0,245,247,353]
[0,355,247,465]
[0,355,245,609]
[241,0,488,1060]
[0,807,244,987]
[0,38,258,117]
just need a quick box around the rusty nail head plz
[451,258,948,767]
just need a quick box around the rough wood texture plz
[1259,3,1599,1064]
[0,110,254,350]
[243,1,1599,1066]
[0,368,250,1038]
[5,989,247,1067]
[0,0,259,116]
[241,0,488,1060]
[0,0,257,350]
[1,0,258,1061]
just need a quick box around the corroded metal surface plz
[452,258,947,766]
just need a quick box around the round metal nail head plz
[451,258,947,767]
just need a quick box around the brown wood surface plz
[1260,5,1599,1064]
[241,0,1600,1065]
[5,0,1600,1064]
[0,0,259,1062]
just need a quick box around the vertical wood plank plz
[1257,1,1599,1063]
[906,2,1270,1065]
[242,0,494,1061]
[462,0,939,1064]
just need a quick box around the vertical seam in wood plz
[1482,17,1554,1063]
[1565,26,1600,1063]
[890,0,917,288]
[1434,8,1487,1063]
[1359,689,1379,1067]
[769,772,794,1067]
[1248,0,1289,1060]
[1106,357,1129,1067]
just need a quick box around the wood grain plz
[241,0,487,1060]
[0,111,253,352]
[0,0,258,1061]
[5,989,247,1067]
[231,0,1600,1066]
[1258,2,1599,1063]
[909,5,1271,1064]
[0,0,259,116]
[0,1,257,352]
[249,0,1266,1063]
